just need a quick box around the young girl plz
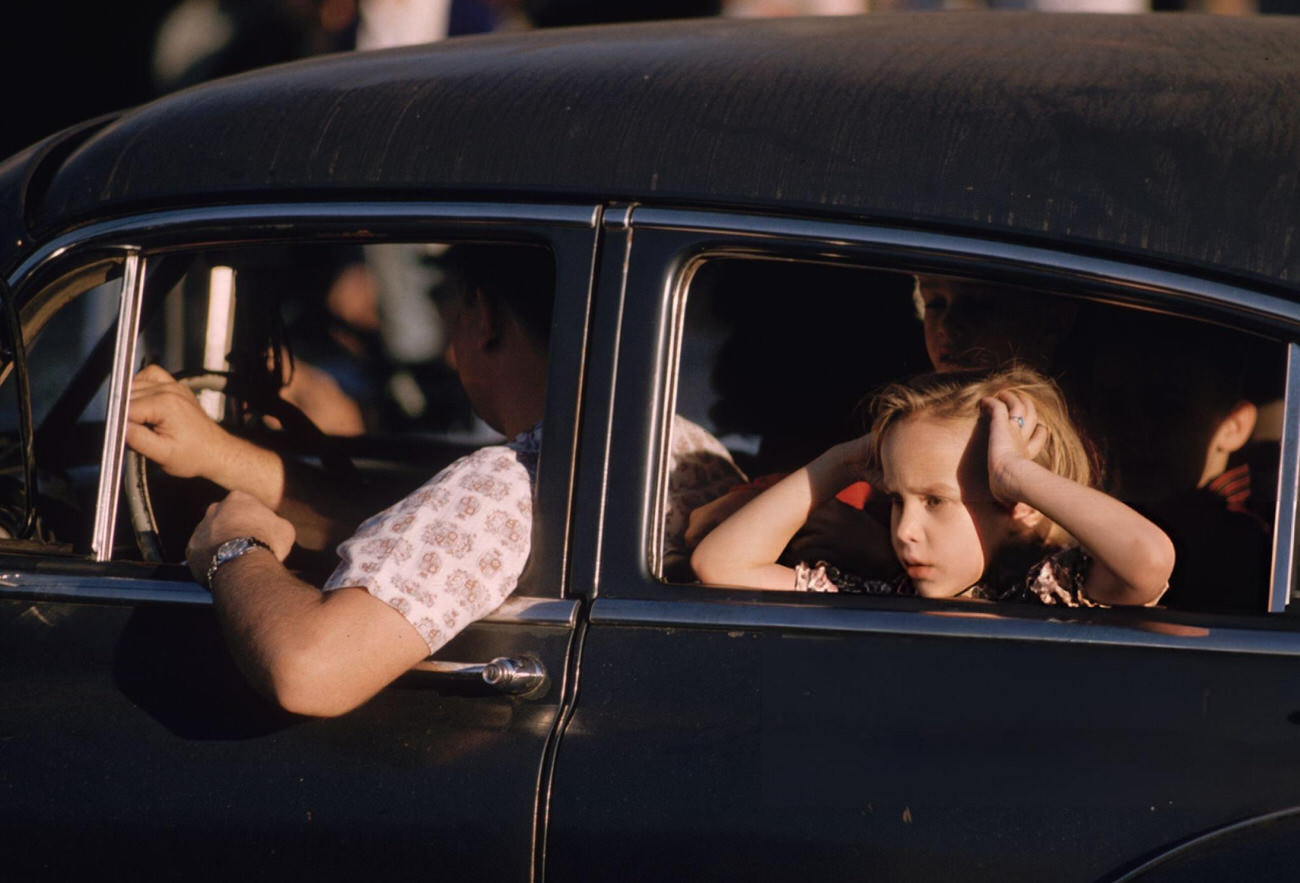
[691,366,1174,606]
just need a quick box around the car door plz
[0,203,598,881]
[544,208,1300,881]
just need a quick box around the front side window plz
[2,240,559,575]
[0,260,123,549]
[123,241,554,577]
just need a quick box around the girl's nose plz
[893,502,922,546]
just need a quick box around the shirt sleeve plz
[664,415,748,557]
[323,445,533,652]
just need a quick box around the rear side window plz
[665,257,1285,616]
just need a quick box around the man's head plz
[435,243,555,435]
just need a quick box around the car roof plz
[5,12,1300,289]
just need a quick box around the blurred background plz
[3,0,1295,162]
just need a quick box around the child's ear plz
[1009,501,1044,536]
[1210,400,1258,454]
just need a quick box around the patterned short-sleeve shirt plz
[323,425,540,652]
[663,416,747,557]
[325,416,740,652]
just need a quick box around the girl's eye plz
[888,494,902,509]
[924,495,945,509]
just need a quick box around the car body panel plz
[548,611,1300,881]
[546,212,1300,880]
[0,593,574,880]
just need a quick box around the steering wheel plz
[124,372,357,563]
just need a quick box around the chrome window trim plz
[628,206,1300,619]
[7,201,602,289]
[0,573,578,626]
[1273,343,1300,611]
[90,251,144,561]
[590,597,1300,658]
[632,207,1300,331]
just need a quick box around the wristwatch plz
[205,536,273,590]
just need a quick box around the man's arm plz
[189,491,430,716]
[127,365,390,549]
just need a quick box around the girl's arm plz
[983,394,1175,606]
[690,436,872,590]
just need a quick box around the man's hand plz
[186,491,296,585]
[126,365,238,480]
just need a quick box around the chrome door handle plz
[412,655,548,695]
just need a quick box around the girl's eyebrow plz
[892,482,960,497]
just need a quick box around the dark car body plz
[3,12,1300,882]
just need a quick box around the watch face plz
[207,537,270,588]
[217,538,257,563]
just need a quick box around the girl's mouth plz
[904,563,935,579]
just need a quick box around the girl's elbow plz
[690,546,725,585]
[1126,539,1176,606]
[1141,534,1177,601]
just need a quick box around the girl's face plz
[880,414,1016,598]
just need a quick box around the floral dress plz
[792,546,1100,607]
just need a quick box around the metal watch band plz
[204,536,273,590]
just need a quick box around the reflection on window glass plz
[24,278,119,428]
[669,259,1283,616]
[139,243,483,441]
[122,240,555,573]
[0,269,122,550]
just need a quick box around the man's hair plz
[438,243,556,345]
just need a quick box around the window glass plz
[0,261,123,548]
[121,240,554,573]
[667,258,1285,616]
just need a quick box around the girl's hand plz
[981,391,1048,506]
[836,431,876,482]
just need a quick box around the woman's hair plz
[869,366,1095,538]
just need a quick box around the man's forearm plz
[209,553,429,716]
[210,439,390,550]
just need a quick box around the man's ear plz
[464,288,503,351]
[1211,400,1258,454]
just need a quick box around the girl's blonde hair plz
[869,365,1095,542]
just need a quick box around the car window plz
[121,240,554,572]
[0,241,557,569]
[0,260,123,549]
[664,257,1285,616]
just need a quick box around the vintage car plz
[3,11,1300,881]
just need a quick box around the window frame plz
[576,206,1300,647]
[0,200,601,618]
